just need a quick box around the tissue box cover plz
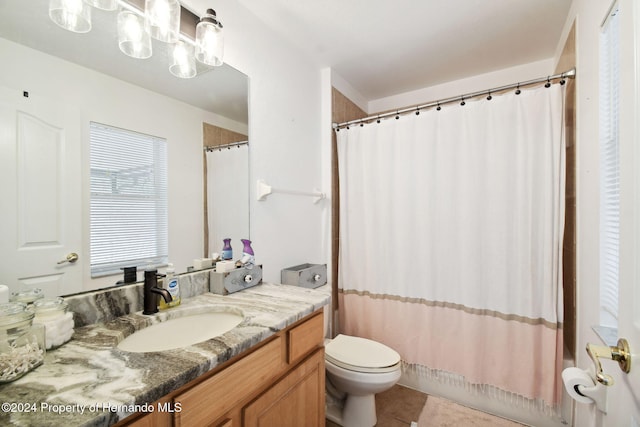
[281,263,327,289]
[210,265,263,295]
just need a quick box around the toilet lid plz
[325,334,400,372]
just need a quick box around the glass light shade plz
[195,11,224,67]
[118,10,152,59]
[83,0,117,11]
[49,0,92,33]
[144,0,180,43]
[169,41,197,79]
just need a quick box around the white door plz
[0,86,82,297]
[605,0,640,425]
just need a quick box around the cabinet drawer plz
[173,336,285,427]
[287,312,323,364]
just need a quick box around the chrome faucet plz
[143,269,172,315]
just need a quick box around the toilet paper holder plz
[586,338,631,386]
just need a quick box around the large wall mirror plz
[0,0,249,296]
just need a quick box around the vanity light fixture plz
[49,0,92,33]
[47,1,224,79]
[169,40,197,78]
[117,9,152,59]
[84,0,118,11]
[195,9,224,67]
[144,0,180,43]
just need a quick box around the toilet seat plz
[325,334,401,373]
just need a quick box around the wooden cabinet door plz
[174,337,285,427]
[244,349,325,427]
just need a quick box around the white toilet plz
[324,334,402,427]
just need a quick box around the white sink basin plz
[117,311,244,353]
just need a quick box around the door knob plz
[57,252,79,264]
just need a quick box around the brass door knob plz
[586,338,631,386]
[57,252,79,264]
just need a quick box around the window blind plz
[599,4,620,327]
[90,122,168,277]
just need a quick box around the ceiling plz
[234,0,573,101]
[0,0,248,124]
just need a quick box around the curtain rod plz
[204,140,248,151]
[333,68,576,130]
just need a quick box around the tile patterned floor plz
[326,385,527,427]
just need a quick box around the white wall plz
[215,2,328,283]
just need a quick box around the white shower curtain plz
[206,145,249,255]
[337,84,565,408]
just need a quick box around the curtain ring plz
[376,115,381,124]
[460,96,466,106]
[415,107,420,116]
[487,90,492,101]
[545,77,551,88]
[395,111,400,120]
[436,102,441,111]
[515,83,521,95]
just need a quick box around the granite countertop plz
[0,283,331,427]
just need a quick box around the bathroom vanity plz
[123,309,325,426]
[0,283,330,427]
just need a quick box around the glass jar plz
[0,302,46,383]
[10,288,44,305]
[33,297,72,350]
[33,297,68,320]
